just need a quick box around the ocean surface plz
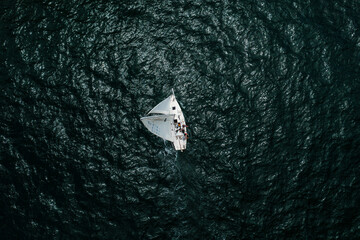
[1,0,360,239]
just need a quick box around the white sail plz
[148,95,172,115]
[140,114,175,142]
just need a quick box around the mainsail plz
[140,114,175,142]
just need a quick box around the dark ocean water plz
[1,0,360,239]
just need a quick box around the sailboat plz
[140,89,187,151]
